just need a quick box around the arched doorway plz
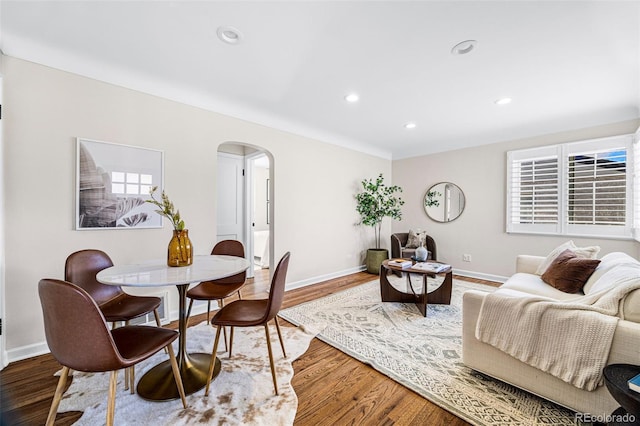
[217,142,274,278]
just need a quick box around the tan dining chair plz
[186,240,246,349]
[65,249,164,392]
[38,278,187,426]
[205,252,290,397]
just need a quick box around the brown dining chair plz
[65,249,163,392]
[38,279,187,426]
[205,252,290,397]
[186,240,246,349]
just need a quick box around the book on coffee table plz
[412,262,450,273]
[388,259,412,268]
[629,373,640,393]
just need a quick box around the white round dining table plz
[97,254,251,401]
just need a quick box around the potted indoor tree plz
[355,173,404,274]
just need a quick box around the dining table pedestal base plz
[137,353,221,401]
[96,256,251,402]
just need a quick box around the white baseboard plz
[285,265,507,290]
[286,265,368,291]
[6,341,50,364]
[453,268,508,284]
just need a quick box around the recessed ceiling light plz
[404,122,417,129]
[495,97,512,105]
[344,93,359,103]
[451,40,477,55]
[217,26,242,44]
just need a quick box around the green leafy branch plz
[146,186,185,231]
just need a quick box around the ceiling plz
[1,1,639,159]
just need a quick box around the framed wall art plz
[76,138,164,230]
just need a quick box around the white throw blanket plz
[476,266,640,391]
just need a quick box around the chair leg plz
[274,316,287,358]
[45,365,69,426]
[220,299,228,352]
[166,343,187,408]
[228,327,234,358]
[206,301,211,323]
[129,366,135,395]
[154,308,168,355]
[264,324,278,395]
[186,298,194,327]
[123,320,137,390]
[153,309,162,327]
[221,326,228,352]
[237,290,242,300]
[106,370,118,426]
[205,326,223,396]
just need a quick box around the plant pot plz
[366,248,389,274]
[168,229,193,267]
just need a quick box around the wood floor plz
[0,269,499,426]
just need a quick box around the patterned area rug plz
[56,322,316,425]
[279,277,579,426]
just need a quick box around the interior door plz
[216,153,245,244]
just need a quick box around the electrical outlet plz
[463,254,472,262]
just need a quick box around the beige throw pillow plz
[406,229,427,248]
[535,240,600,275]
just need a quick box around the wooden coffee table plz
[603,364,640,424]
[379,259,453,317]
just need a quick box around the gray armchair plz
[391,232,437,261]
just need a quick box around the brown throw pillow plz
[541,249,601,293]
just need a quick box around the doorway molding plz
[217,142,274,275]
[0,75,5,369]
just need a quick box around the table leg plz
[426,271,453,305]
[380,266,428,317]
[137,284,221,401]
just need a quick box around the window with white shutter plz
[507,134,633,238]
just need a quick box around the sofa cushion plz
[582,261,640,322]
[585,262,640,294]
[535,240,600,275]
[583,252,639,294]
[406,229,427,248]
[624,290,640,322]
[501,273,580,301]
[541,249,601,293]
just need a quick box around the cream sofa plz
[462,252,640,417]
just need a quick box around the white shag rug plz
[57,322,316,425]
[279,278,581,426]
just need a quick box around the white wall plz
[2,56,390,360]
[392,119,640,280]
